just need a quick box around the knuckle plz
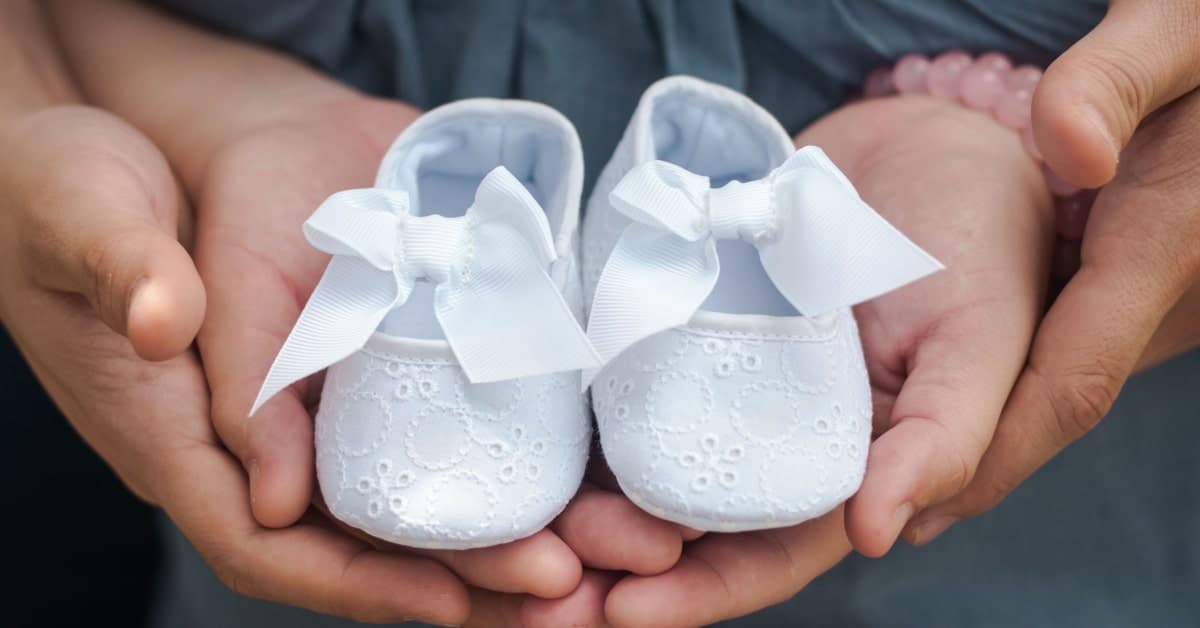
[1050,363,1123,441]
[966,474,1022,517]
[909,414,981,500]
[205,544,260,601]
[945,446,975,496]
[212,560,253,599]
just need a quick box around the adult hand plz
[0,106,478,625]
[196,94,690,625]
[907,0,1200,543]
[47,2,693,623]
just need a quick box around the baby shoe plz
[254,100,599,549]
[582,76,942,532]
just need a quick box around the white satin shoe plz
[255,100,598,549]
[582,76,942,531]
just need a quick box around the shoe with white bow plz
[255,100,599,549]
[582,76,943,532]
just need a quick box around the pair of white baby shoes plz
[254,76,941,549]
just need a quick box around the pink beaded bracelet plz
[860,51,1094,279]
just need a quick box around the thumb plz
[1033,0,1200,188]
[906,86,1200,537]
[65,219,205,361]
[20,111,205,361]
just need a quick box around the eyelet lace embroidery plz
[316,347,589,547]
[592,312,872,525]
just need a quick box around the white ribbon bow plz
[253,167,599,415]
[584,146,943,387]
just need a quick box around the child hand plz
[599,94,1056,627]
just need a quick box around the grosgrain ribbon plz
[584,146,943,387]
[252,166,599,415]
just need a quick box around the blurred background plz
[3,328,159,626]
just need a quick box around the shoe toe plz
[316,346,589,549]
[594,309,872,531]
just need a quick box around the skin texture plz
[14,0,1200,625]
[598,93,1054,628]
[904,0,1200,546]
[38,1,690,624]
[0,104,476,625]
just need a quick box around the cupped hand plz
[194,94,693,625]
[908,0,1200,542]
[0,105,481,624]
[595,94,1055,627]
[37,0,692,619]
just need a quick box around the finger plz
[421,530,582,599]
[905,266,1175,543]
[160,429,470,625]
[605,509,850,628]
[194,124,378,528]
[1138,281,1200,371]
[466,588,526,628]
[908,105,1200,540]
[845,301,1035,557]
[522,570,619,628]
[1033,0,1200,187]
[314,495,581,600]
[552,484,684,575]
[37,223,204,361]
[198,238,319,528]
[18,113,204,361]
[588,441,701,543]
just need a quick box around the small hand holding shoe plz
[44,1,692,625]
[592,92,1055,627]
[194,93,702,628]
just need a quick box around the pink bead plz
[960,62,1006,110]
[994,87,1033,129]
[1005,65,1042,91]
[1052,238,1082,280]
[863,67,896,98]
[976,52,1012,73]
[1055,189,1097,239]
[926,50,973,99]
[1022,126,1043,161]
[893,54,931,94]
[1043,166,1080,197]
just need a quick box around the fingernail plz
[910,516,957,546]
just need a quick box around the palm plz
[191,95,692,624]
[195,97,412,440]
[816,97,1054,554]
[600,97,1056,627]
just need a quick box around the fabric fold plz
[253,166,599,415]
[584,146,942,388]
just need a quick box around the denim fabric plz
[141,1,1200,626]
